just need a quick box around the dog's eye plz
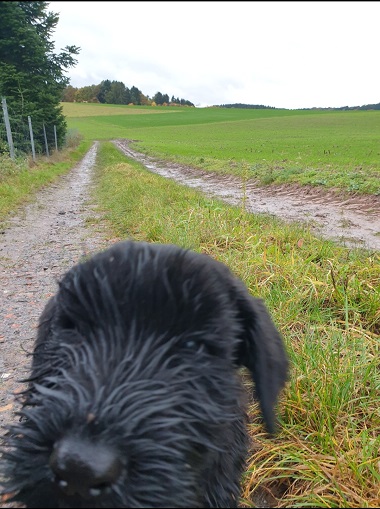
[58,314,76,330]
[182,339,205,354]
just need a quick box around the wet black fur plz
[1,240,288,508]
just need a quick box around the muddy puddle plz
[113,139,380,251]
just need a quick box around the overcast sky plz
[51,1,379,109]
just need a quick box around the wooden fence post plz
[42,122,49,157]
[28,115,36,161]
[1,97,15,159]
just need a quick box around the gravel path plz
[0,141,113,434]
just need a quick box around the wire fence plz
[1,97,58,161]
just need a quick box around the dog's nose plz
[49,437,123,498]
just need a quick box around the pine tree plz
[153,91,163,105]
[97,80,112,103]
[0,1,79,152]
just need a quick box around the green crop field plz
[63,102,380,194]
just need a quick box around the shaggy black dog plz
[1,240,288,508]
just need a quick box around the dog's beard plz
[2,332,246,508]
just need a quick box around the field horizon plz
[63,102,380,195]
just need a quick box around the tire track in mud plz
[0,141,113,434]
[114,139,380,251]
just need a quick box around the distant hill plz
[213,103,277,109]
[335,102,380,111]
[214,102,380,111]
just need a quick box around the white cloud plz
[51,1,380,108]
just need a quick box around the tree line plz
[299,103,380,111]
[62,81,195,107]
[216,102,380,111]
[215,103,277,109]
[335,102,380,111]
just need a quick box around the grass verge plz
[0,140,92,225]
[92,141,380,507]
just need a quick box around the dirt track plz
[114,139,380,251]
[0,142,114,437]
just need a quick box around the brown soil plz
[1,140,379,507]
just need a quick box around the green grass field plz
[63,103,380,194]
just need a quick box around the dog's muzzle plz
[49,437,123,499]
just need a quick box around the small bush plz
[64,128,84,149]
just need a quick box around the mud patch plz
[113,139,380,251]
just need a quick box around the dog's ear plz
[233,283,289,434]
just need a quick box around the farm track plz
[114,138,380,251]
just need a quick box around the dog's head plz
[1,241,288,508]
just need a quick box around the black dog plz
[1,240,288,508]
